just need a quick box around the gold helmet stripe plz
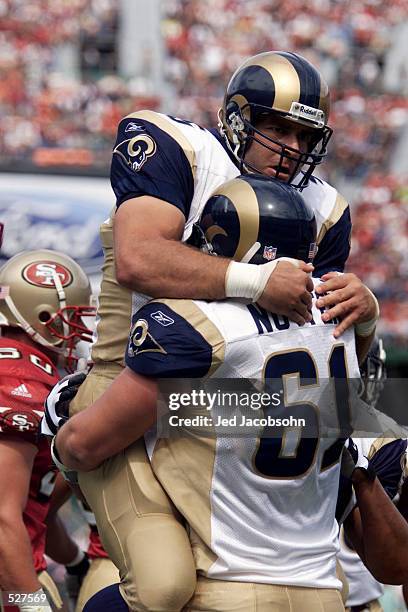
[211,178,259,262]
[237,52,301,114]
[125,111,196,178]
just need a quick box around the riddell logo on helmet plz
[22,261,72,288]
[300,106,317,116]
[290,102,324,127]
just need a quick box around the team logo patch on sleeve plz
[127,319,166,358]
[113,134,157,172]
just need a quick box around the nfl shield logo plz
[263,246,277,261]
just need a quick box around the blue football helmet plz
[219,51,332,189]
[196,174,317,265]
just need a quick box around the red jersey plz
[0,338,59,572]
[88,526,109,560]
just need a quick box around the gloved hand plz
[41,371,87,437]
[341,438,375,481]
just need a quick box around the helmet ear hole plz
[38,311,52,323]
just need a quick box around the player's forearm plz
[0,516,41,591]
[347,472,408,583]
[56,368,158,471]
[116,238,229,299]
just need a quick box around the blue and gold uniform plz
[122,283,360,611]
[70,109,352,611]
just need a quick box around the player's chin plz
[264,167,292,182]
[262,166,286,179]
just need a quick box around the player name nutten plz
[168,414,306,428]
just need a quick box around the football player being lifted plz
[49,51,379,612]
[0,250,95,611]
[48,177,407,612]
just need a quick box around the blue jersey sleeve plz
[314,206,351,276]
[125,301,224,378]
[369,439,408,499]
[110,114,194,218]
[336,438,408,523]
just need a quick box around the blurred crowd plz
[346,174,408,346]
[0,0,158,168]
[162,0,407,180]
[0,0,407,343]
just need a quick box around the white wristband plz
[225,258,301,303]
[355,288,380,337]
[18,588,52,612]
[50,436,78,485]
[50,435,69,472]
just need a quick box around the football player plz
[57,50,379,612]
[49,177,400,612]
[0,250,94,611]
[338,339,408,612]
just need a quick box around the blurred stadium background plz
[0,0,407,352]
[1,0,407,369]
[0,2,407,610]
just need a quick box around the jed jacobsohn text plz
[168,390,282,411]
[168,414,306,428]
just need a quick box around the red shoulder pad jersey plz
[0,338,59,572]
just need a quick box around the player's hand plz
[41,371,87,437]
[257,260,314,326]
[315,272,378,338]
[341,439,373,482]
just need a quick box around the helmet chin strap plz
[240,242,261,263]
[3,294,64,354]
[2,269,70,357]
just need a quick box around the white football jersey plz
[126,278,360,589]
[93,111,351,366]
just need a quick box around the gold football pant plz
[76,557,120,612]
[185,577,345,612]
[70,365,196,612]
